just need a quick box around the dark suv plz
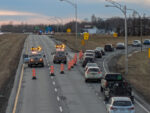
[28,53,44,67]
[104,44,114,52]
[53,51,67,64]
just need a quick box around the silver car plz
[132,40,141,47]
[106,97,135,113]
[84,63,98,71]
[85,67,102,82]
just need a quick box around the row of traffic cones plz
[32,52,82,78]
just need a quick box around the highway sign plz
[84,32,89,40]
[81,40,85,46]
[113,32,118,38]
[67,28,71,33]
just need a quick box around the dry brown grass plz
[0,34,27,89]
[117,51,150,103]
[53,33,150,51]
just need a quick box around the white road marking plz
[103,57,107,73]
[54,88,58,92]
[51,76,54,79]
[135,100,150,113]
[59,106,63,112]
[52,81,56,85]
[57,96,60,101]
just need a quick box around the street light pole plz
[105,0,128,75]
[60,0,78,46]
[124,5,128,75]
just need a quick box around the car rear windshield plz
[86,54,94,56]
[88,68,99,72]
[87,63,97,67]
[56,52,65,56]
[113,101,132,106]
[105,74,122,81]
[30,54,42,58]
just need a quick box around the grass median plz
[0,33,27,113]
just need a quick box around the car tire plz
[85,79,88,83]
[64,61,67,64]
[101,87,103,92]
[28,64,31,67]
[53,61,56,64]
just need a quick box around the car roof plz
[134,40,140,41]
[111,97,131,101]
[88,66,99,69]
[87,63,97,65]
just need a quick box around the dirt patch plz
[52,34,150,51]
[113,50,150,104]
[0,34,27,113]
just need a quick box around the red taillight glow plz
[128,107,134,110]
[110,106,117,110]
[30,59,34,62]
[105,81,108,87]
[40,58,43,61]
[98,71,101,74]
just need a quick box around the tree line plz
[1,14,150,36]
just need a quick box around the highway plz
[6,35,150,113]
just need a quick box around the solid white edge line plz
[135,99,150,113]
[59,106,63,112]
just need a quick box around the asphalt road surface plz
[6,35,150,113]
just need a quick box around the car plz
[104,44,114,52]
[116,43,125,49]
[132,40,141,47]
[84,63,98,71]
[143,39,150,45]
[82,57,95,67]
[28,53,44,67]
[23,54,30,64]
[106,97,135,113]
[85,50,96,58]
[85,67,102,82]
[83,52,95,59]
[52,51,67,64]
[95,47,105,55]
[95,50,102,58]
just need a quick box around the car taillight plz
[40,58,43,61]
[110,106,117,110]
[30,59,34,62]
[98,71,101,74]
[128,107,134,110]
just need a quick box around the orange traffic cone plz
[60,63,64,74]
[71,59,74,68]
[32,69,36,80]
[50,65,55,76]
[68,61,72,70]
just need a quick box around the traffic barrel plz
[60,63,64,74]
[50,65,55,76]
[32,68,36,80]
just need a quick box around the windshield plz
[113,101,132,106]
[105,74,122,81]
[88,68,99,72]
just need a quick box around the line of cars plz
[81,45,135,113]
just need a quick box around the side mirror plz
[51,52,54,55]
[66,52,68,55]
[43,55,46,58]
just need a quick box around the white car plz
[83,53,95,59]
[116,43,125,49]
[84,63,98,71]
[85,67,102,82]
[85,50,96,58]
[106,97,135,113]
[132,40,141,47]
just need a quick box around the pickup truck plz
[100,73,134,102]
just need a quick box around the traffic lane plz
[42,35,107,113]
[16,35,60,113]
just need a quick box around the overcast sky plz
[0,0,149,25]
